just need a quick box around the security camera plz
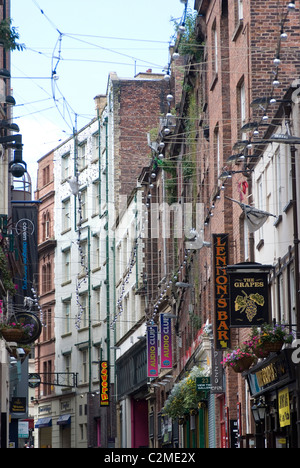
[9,162,27,178]
[9,148,27,178]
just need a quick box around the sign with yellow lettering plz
[227,264,272,327]
[100,361,109,407]
[278,387,290,428]
[213,234,230,350]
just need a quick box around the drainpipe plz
[135,192,139,288]
[97,108,102,208]
[73,115,78,230]
[286,119,300,448]
[88,226,92,393]
[104,117,110,363]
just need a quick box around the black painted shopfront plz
[246,349,299,448]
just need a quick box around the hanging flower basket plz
[249,323,293,359]
[222,343,257,373]
[1,327,25,342]
[0,321,34,343]
[231,356,256,373]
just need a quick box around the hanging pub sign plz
[147,325,159,377]
[100,361,109,407]
[160,314,172,369]
[213,234,231,350]
[227,263,272,327]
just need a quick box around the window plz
[275,147,283,215]
[78,142,87,171]
[42,308,52,341]
[63,249,71,283]
[96,288,101,323]
[92,236,100,270]
[214,125,220,182]
[43,165,50,186]
[278,274,285,322]
[79,189,87,221]
[92,132,99,161]
[257,176,264,240]
[93,182,100,216]
[212,21,218,75]
[62,152,70,180]
[237,0,243,21]
[79,294,88,328]
[63,300,71,334]
[42,262,52,294]
[237,78,246,138]
[79,242,88,277]
[289,267,296,327]
[64,353,72,386]
[82,350,88,383]
[42,211,51,241]
[122,235,128,272]
[43,360,53,396]
[62,198,71,232]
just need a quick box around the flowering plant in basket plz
[249,323,294,357]
[221,342,256,371]
[0,321,34,337]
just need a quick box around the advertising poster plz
[12,206,38,306]
[147,325,159,377]
[160,314,172,369]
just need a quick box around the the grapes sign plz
[227,263,272,327]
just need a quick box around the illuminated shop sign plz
[160,314,172,369]
[100,361,109,407]
[147,325,159,377]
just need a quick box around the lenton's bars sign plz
[213,234,230,350]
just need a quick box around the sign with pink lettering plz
[160,314,172,369]
[147,325,159,377]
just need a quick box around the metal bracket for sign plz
[35,373,78,388]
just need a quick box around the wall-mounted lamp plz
[251,398,267,424]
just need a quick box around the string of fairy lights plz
[133,0,297,330]
[110,0,190,330]
[5,0,296,334]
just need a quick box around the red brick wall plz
[113,77,169,200]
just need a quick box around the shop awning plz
[57,414,71,426]
[35,417,52,428]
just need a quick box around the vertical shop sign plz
[160,314,172,369]
[213,234,230,350]
[211,349,225,394]
[100,361,109,407]
[147,325,159,377]
[278,387,290,428]
[12,206,38,306]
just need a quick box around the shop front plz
[246,349,298,448]
[116,339,149,448]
